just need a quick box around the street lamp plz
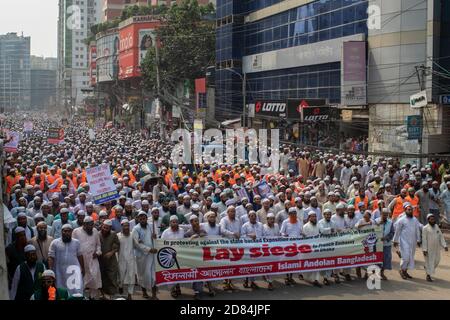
[224,68,247,128]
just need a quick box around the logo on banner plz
[297,100,309,113]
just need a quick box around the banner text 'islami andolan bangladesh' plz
[85,164,119,204]
[155,227,383,285]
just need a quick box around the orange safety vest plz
[47,174,63,193]
[392,196,407,219]
[6,175,19,194]
[405,195,420,218]
[354,196,369,210]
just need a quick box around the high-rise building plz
[31,56,57,109]
[57,0,102,107]
[0,32,31,111]
[215,0,450,158]
[102,0,148,22]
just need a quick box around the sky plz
[0,0,58,58]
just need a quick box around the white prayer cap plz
[211,203,218,209]
[284,200,291,205]
[151,207,159,212]
[83,216,93,223]
[51,194,59,200]
[403,202,412,209]
[288,207,297,214]
[15,226,25,234]
[170,215,178,222]
[336,203,346,210]
[99,210,108,217]
[86,202,93,206]
[307,211,317,217]
[323,208,332,214]
[192,204,200,211]
[427,214,434,220]
[42,270,55,278]
[103,219,113,226]
[60,208,69,214]
[142,200,149,205]
[241,197,248,202]
[17,212,27,218]
[120,218,130,225]
[137,211,148,217]
[268,195,275,201]
[62,224,73,230]
[225,199,236,206]
[328,191,335,196]
[267,212,275,218]
[34,213,44,220]
[295,197,302,202]
[262,198,270,204]
[77,210,86,216]
[189,214,199,222]
[37,221,47,227]
[24,244,36,253]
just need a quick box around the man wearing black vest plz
[9,244,46,300]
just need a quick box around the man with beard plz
[344,206,360,229]
[85,202,98,221]
[177,195,192,216]
[159,198,171,221]
[161,201,187,232]
[393,203,422,280]
[305,197,322,221]
[303,212,325,284]
[72,216,102,300]
[6,228,28,286]
[73,210,86,229]
[275,200,291,226]
[118,219,137,300]
[161,215,185,297]
[9,244,46,300]
[375,208,395,280]
[48,224,85,296]
[148,207,162,236]
[429,181,442,225]
[388,188,409,221]
[132,212,158,300]
[416,182,432,224]
[201,211,222,235]
[30,222,54,267]
[422,214,448,282]
[26,196,42,217]
[31,269,69,300]
[185,215,209,299]
[257,198,274,225]
[98,220,120,298]
[51,208,71,239]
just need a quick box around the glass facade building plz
[215,0,368,121]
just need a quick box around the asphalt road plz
[130,231,450,300]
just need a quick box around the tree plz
[141,0,215,105]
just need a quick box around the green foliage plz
[141,0,215,100]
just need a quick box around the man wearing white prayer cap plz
[118,218,137,300]
[393,201,422,280]
[30,219,54,266]
[257,198,274,225]
[72,212,102,299]
[9,244,47,300]
[161,210,185,298]
[422,213,448,282]
[48,221,85,296]
[132,209,159,299]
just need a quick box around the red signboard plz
[118,18,160,80]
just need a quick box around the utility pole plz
[415,65,426,167]
[0,141,10,300]
[155,37,165,140]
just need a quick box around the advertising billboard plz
[96,30,119,82]
[89,44,97,86]
[118,16,160,80]
[341,41,367,106]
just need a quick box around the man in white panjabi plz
[118,219,137,300]
[280,208,303,286]
[302,211,323,287]
[132,211,158,300]
[241,210,264,290]
[72,216,102,299]
[262,212,279,290]
[393,202,422,280]
[161,215,185,298]
[422,214,448,282]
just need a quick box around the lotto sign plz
[86,164,119,205]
